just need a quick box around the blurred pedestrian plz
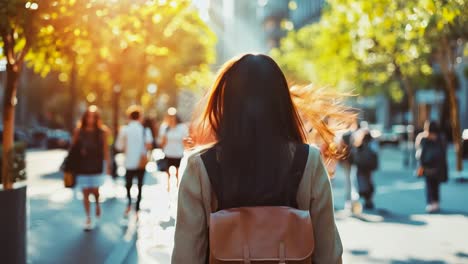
[143,117,158,150]
[338,128,355,212]
[172,54,343,263]
[115,105,153,219]
[72,105,111,231]
[351,129,379,210]
[415,121,448,213]
[157,107,188,191]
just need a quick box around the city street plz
[26,147,468,264]
[2,1,467,263]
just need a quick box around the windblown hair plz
[192,54,354,158]
[190,54,353,206]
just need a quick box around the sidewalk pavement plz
[26,149,177,264]
[27,147,468,264]
[126,147,468,264]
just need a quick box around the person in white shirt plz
[158,108,189,191]
[115,106,153,217]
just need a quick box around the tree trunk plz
[136,55,147,104]
[394,63,418,128]
[445,83,463,171]
[404,79,418,129]
[438,37,463,171]
[2,62,20,189]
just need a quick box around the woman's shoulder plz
[302,144,329,180]
[185,145,216,163]
[306,143,322,159]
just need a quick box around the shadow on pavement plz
[160,216,175,230]
[353,209,427,226]
[455,252,468,258]
[29,196,126,264]
[390,259,447,264]
[433,209,468,217]
[350,249,369,256]
[454,177,468,183]
[41,171,63,180]
[347,251,449,264]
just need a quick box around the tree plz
[416,0,468,171]
[0,0,58,188]
[20,0,216,135]
[272,0,432,110]
[1,0,216,188]
[272,0,467,170]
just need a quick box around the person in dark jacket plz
[415,121,448,213]
[351,129,379,210]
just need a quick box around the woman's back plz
[172,54,345,263]
[172,145,343,263]
[202,143,309,210]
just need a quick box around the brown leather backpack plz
[209,206,314,263]
[202,144,315,263]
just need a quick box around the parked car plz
[30,127,49,148]
[46,129,71,149]
[369,124,411,146]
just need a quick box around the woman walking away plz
[72,106,111,231]
[172,54,344,264]
[158,108,188,191]
[416,121,448,213]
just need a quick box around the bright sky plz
[192,0,209,21]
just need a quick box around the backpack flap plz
[209,206,314,262]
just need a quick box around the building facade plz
[208,0,266,65]
[208,0,325,64]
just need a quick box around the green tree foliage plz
[272,0,432,99]
[1,0,59,188]
[272,0,467,170]
[1,0,216,187]
[417,0,468,171]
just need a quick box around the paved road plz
[27,150,140,264]
[26,147,468,264]
[333,148,468,264]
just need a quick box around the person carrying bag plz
[415,121,448,213]
[62,143,80,188]
[172,54,343,264]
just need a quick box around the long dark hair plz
[192,54,310,207]
[192,54,354,206]
[79,105,102,131]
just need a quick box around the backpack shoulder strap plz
[202,144,310,211]
[289,143,309,178]
[200,146,221,212]
[288,143,310,208]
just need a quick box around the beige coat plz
[172,145,343,264]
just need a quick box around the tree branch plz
[0,28,16,66]
[16,38,30,65]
